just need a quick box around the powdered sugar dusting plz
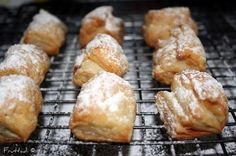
[86,34,128,69]
[28,9,67,31]
[155,69,227,138]
[104,92,126,112]
[153,37,177,66]
[82,6,122,32]
[0,44,50,84]
[35,9,62,24]
[150,7,190,15]
[0,75,38,106]
[173,26,205,57]
[168,92,186,118]
[155,93,180,137]
[193,78,222,101]
[0,44,49,73]
[153,25,206,83]
[177,70,224,102]
[148,7,191,26]
[86,34,123,53]
[162,7,190,14]
[74,53,85,67]
[83,6,113,22]
[76,71,131,111]
[183,70,224,102]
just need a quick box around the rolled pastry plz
[73,34,128,86]
[69,71,136,142]
[79,6,124,48]
[21,9,68,56]
[0,44,50,85]
[0,75,42,143]
[155,69,228,139]
[152,26,206,85]
[143,7,197,48]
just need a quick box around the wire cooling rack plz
[0,2,236,155]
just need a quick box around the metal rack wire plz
[0,2,236,156]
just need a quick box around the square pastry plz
[69,71,136,142]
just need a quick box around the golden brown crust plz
[79,6,124,48]
[155,70,228,139]
[73,34,128,87]
[152,26,206,85]
[0,75,42,143]
[0,44,50,85]
[70,71,136,142]
[143,7,197,48]
[21,9,68,56]
[73,54,104,86]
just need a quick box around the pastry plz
[73,34,128,86]
[0,44,50,85]
[155,69,228,139]
[79,6,124,48]
[69,71,136,142]
[21,9,68,56]
[152,26,206,85]
[143,7,197,48]
[0,75,42,143]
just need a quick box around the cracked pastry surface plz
[155,69,228,139]
[79,6,124,48]
[73,34,128,86]
[143,7,197,48]
[152,26,206,85]
[0,44,50,85]
[70,71,136,142]
[0,75,42,143]
[21,9,68,56]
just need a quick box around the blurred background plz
[0,0,235,10]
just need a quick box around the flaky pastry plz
[0,75,42,143]
[152,26,206,85]
[155,69,228,139]
[70,71,136,142]
[0,44,50,85]
[21,9,68,56]
[143,7,197,48]
[73,34,128,86]
[79,6,124,48]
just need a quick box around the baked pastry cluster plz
[21,9,68,56]
[0,75,42,142]
[79,6,124,48]
[142,7,206,85]
[155,70,228,139]
[70,71,136,142]
[0,44,49,143]
[152,26,206,85]
[71,7,135,143]
[73,33,128,86]
[144,7,228,139]
[0,44,50,85]
[143,7,197,48]
[0,9,64,142]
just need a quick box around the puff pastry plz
[143,7,197,48]
[79,6,124,48]
[152,26,206,85]
[155,69,228,139]
[73,34,128,86]
[69,71,136,142]
[0,75,42,143]
[0,44,50,85]
[21,9,68,56]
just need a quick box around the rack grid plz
[0,2,236,156]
